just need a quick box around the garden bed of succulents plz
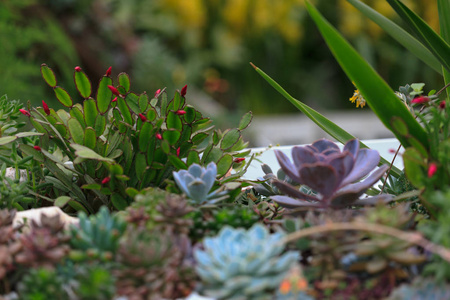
[1,0,450,299]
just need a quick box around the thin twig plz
[436,81,450,96]
[281,222,450,263]
[380,143,402,194]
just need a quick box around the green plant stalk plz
[251,63,402,178]
[438,0,450,99]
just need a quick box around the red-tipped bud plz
[388,148,396,154]
[19,109,30,117]
[175,110,186,115]
[176,147,180,157]
[154,89,161,98]
[33,145,41,151]
[74,66,82,72]
[428,163,438,178]
[138,113,147,122]
[107,85,120,96]
[105,66,112,76]
[112,97,118,102]
[181,85,187,97]
[156,133,162,140]
[411,96,430,104]
[42,100,50,115]
[101,176,111,184]
[439,100,446,109]
[234,157,245,163]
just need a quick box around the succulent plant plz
[271,138,392,209]
[17,268,67,300]
[115,227,196,299]
[275,265,314,300]
[73,264,116,300]
[194,223,299,299]
[18,65,251,213]
[253,164,295,196]
[15,212,70,269]
[189,206,260,242]
[70,206,126,261]
[173,162,228,205]
[0,209,21,291]
[387,277,450,300]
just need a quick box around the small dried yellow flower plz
[349,89,366,108]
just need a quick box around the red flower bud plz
[411,96,430,104]
[176,147,180,157]
[234,157,245,163]
[19,109,30,117]
[428,163,437,178]
[105,66,112,76]
[439,100,446,109]
[138,113,147,122]
[181,85,187,97]
[154,89,161,98]
[112,97,118,102]
[33,145,41,151]
[107,85,120,96]
[74,66,82,72]
[42,100,50,115]
[101,176,111,184]
[175,110,186,115]
[156,133,162,140]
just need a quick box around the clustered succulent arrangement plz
[1,0,450,299]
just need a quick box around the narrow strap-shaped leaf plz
[305,1,428,150]
[347,0,441,74]
[438,0,450,98]
[251,65,401,177]
[387,0,450,73]
[74,70,92,98]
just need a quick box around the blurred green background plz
[0,0,443,132]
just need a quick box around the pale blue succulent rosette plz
[194,223,300,300]
[173,162,228,205]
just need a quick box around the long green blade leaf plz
[387,0,450,74]
[347,0,441,74]
[251,63,402,177]
[438,0,450,98]
[305,0,429,151]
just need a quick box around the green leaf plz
[55,196,71,208]
[238,111,253,130]
[391,117,409,136]
[347,0,442,74]
[40,64,57,87]
[19,144,45,162]
[146,108,157,122]
[117,98,133,125]
[220,129,241,150]
[139,122,154,152]
[305,1,428,150]
[81,184,102,190]
[83,99,98,127]
[94,115,106,137]
[187,150,200,165]
[68,200,88,214]
[68,118,85,145]
[163,129,181,145]
[70,104,86,130]
[438,0,450,97]
[387,0,450,73]
[118,72,130,92]
[84,127,97,150]
[204,148,223,164]
[125,93,140,114]
[135,153,147,180]
[216,154,233,177]
[191,132,209,145]
[168,155,187,170]
[184,105,196,123]
[0,136,16,145]
[403,147,426,188]
[97,76,113,114]
[111,194,128,210]
[54,87,73,107]
[166,111,182,131]
[74,70,92,98]
[71,144,114,163]
[138,93,149,112]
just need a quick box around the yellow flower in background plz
[350,88,366,108]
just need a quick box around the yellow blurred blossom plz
[350,88,366,108]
